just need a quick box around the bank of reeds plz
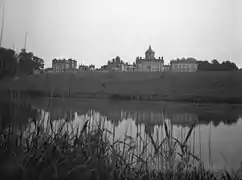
[0,117,242,180]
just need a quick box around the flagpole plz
[24,32,28,50]
[0,1,5,47]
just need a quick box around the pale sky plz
[1,0,242,68]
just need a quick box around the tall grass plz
[0,114,242,180]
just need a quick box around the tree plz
[0,47,18,80]
[212,59,219,65]
[17,49,35,75]
[198,59,239,71]
[17,49,45,75]
[33,56,44,71]
[222,60,238,71]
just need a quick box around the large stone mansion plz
[50,45,198,73]
[52,58,77,72]
[118,45,198,72]
[170,58,198,72]
[135,45,164,72]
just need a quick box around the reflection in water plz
[0,99,242,170]
[0,101,39,130]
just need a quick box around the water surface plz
[1,98,242,170]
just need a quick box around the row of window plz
[151,67,161,71]
[54,68,64,72]
[172,69,196,72]
[173,64,197,69]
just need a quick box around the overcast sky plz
[1,0,242,68]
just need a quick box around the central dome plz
[145,45,154,54]
[145,45,155,60]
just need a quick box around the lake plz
[1,97,242,171]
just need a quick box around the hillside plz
[1,71,242,103]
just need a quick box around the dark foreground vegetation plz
[0,118,242,180]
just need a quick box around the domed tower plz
[145,45,155,60]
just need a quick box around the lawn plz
[1,71,242,103]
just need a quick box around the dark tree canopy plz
[33,55,44,71]
[17,49,45,76]
[212,59,220,65]
[198,59,238,71]
[0,47,18,80]
[0,47,45,80]
[17,49,36,75]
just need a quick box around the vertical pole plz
[208,122,212,169]
[199,124,201,159]
[193,128,195,165]
[24,32,28,50]
[0,1,5,47]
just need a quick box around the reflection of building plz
[135,45,164,72]
[106,110,121,122]
[169,113,198,127]
[66,106,239,134]
[120,110,164,125]
[170,58,198,72]
[52,59,77,72]
[49,108,75,121]
[0,100,38,129]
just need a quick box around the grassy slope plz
[2,71,242,103]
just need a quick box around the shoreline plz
[5,88,242,105]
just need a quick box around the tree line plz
[0,47,44,80]
[197,59,239,71]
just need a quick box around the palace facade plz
[52,59,77,72]
[135,45,164,72]
[170,58,198,72]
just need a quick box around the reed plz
[0,116,241,180]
